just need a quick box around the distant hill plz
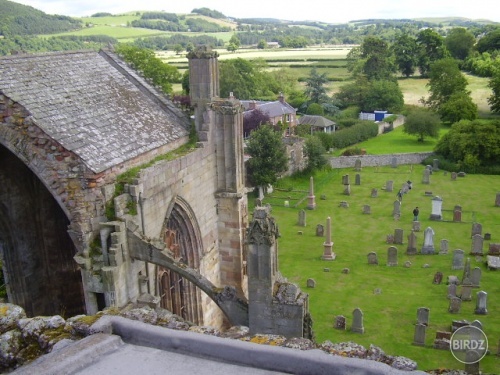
[0,0,82,36]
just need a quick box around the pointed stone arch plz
[158,196,204,324]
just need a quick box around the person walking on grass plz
[413,207,419,221]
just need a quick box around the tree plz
[243,108,270,137]
[488,69,500,113]
[416,29,449,77]
[361,80,404,113]
[403,108,440,142]
[392,32,418,77]
[359,36,394,80]
[246,126,288,190]
[438,91,477,124]
[306,103,324,115]
[304,68,329,104]
[304,136,327,171]
[227,33,240,52]
[173,44,183,55]
[435,119,500,168]
[476,28,500,54]
[424,58,469,111]
[257,39,267,49]
[445,28,475,61]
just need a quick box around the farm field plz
[260,164,500,372]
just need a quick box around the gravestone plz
[298,210,306,227]
[407,231,417,255]
[440,239,449,255]
[433,331,451,350]
[371,188,378,198]
[447,284,457,299]
[496,192,500,207]
[453,210,462,222]
[471,223,482,238]
[452,249,465,270]
[470,267,481,287]
[487,256,500,270]
[404,261,412,268]
[306,278,316,288]
[387,246,398,266]
[484,233,491,240]
[351,308,364,333]
[433,158,439,171]
[344,184,351,196]
[362,205,371,214]
[417,307,430,326]
[433,272,443,284]
[355,174,361,186]
[391,157,397,168]
[386,234,394,244]
[342,174,350,185]
[458,171,466,177]
[339,201,349,208]
[422,169,430,184]
[354,159,361,171]
[470,234,484,256]
[367,252,378,265]
[413,324,426,346]
[392,200,401,216]
[284,200,289,207]
[451,172,457,181]
[421,227,435,254]
[412,221,421,232]
[342,268,350,274]
[460,285,473,301]
[316,224,324,237]
[474,291,488,315]
[430,196,443,221]
[394,228,403,244]
[448,297,462,313]
[255,198,263,207]
[385,180,394,192]
[307,176,316,210]
[373,288,382,295]
[462,257,471,283]
[448,275,459,285]
[488,243,500,256]
[454,205,462,212]
[334,315,346,330]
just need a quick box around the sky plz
[11,0,500,23]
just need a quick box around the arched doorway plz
[0,145,85,317]
[158,197,203,324]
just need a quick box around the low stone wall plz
[329,152,434,169]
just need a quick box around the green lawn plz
[334,126,449,156]
[261,165,500,373]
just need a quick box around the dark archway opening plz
[0,145,85,317]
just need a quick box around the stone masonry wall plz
[329,152,433,169]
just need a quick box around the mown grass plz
[261,165,500,373]
[334,126,450,156]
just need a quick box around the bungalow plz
[298,115,337,134]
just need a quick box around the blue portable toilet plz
[374,110,388,121]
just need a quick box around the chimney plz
[278,92,285,103]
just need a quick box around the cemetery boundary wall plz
[329,152,434,169]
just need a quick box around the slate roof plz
[298,115,336,128]
[0,50,190,173]
[241,99,296,118]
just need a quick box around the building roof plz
[298,115,336,128]
[242,98,296,119]
[0,50,190,173]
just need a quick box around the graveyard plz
[261,163,500,372]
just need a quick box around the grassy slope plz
[265,165,500,372]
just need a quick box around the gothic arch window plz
[158,197,203,324]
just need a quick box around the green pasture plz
[260,165,500,372]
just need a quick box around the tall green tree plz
[403,108,440,142]
[438,91,477,124]
[424,58,469,110]
[476,27,500,54]
[304,136,327,171]
[361,80,404,113]
[246,125,288,190]
[416,29,449,77]
[445,28,475,61]
[392,32,418,77]
[359,36,394,80]
[304,68,329,104]
[488,69,500,113]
